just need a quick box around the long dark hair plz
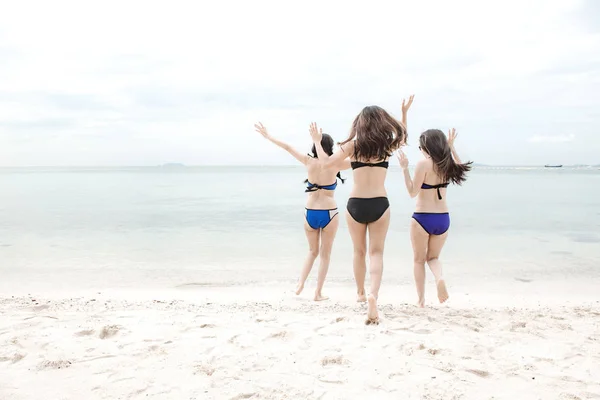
[306,133,345,183]
[419,129,472,185]
[340,105,406,160]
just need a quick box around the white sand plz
[1,285,599,400]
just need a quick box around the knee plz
[308,247,319,258]
[414,256,426,265]
[353,247,366,259]
[368,247,384,259]
[426,256,439,263]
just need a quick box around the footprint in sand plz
[268,331,288,339]
[75,329,95,337]
[230,393,257,400]
[321,355,349,366]
[434,363,454,373]
[193,363,216,376]
[228,335,239,344]
[37,360,72,370]
[465,369,490,378]
[0,353,26,364]
[510,321,527,331]
[99,325,120,339]
[559,394,582,400]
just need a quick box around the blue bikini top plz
[421,182,449,200]
[306,181,338,193]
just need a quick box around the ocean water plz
[1,166,599,292]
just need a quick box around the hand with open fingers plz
[309,122,322,142]
[254,122,270,139]
[402,94,415,114]
[397,150,409,169]
[448,128,457,147]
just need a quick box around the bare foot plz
[416,298,425,308]
[437,279,449,303]
[314,293,329,302]
[365,294,379,325]
[295,283,304,295]
[356,292,367,303]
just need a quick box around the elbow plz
[409,191,419,198]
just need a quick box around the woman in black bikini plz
[313,95,413,323]
[397,128,471,307]
[254,122,348,301]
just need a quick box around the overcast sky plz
[0,0,598,166]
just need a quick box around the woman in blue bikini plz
[254,122,348,301]
[397,128,472,307]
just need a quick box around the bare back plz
[415,158,448,213]
[305,158,339,209]
[348,157,389,198]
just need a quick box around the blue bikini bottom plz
[412,212,450,235]
[305,208,338,230]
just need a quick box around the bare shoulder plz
[416,158,433,170]
[340,140,355,153]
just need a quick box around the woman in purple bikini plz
[397,128,472,307]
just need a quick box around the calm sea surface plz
[1,166,599,292]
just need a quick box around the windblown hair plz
[307,133,345,183]
[419,129,472,185]
[340,105,406,160]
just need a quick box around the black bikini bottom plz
[346,197,390,224]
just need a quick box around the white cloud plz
[0,0,599,166]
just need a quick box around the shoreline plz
[1,280,598,308]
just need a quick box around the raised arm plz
[397,151,427,198]
[401,94,414,131]
[314,134,355,169]
[309,122,329,161]
[447,128,463,164]
[254,122,309,165]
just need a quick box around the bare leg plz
[296,221,320,295]
[410,219,429,308]
[314,214,340,301]
[365,208,391,324]
[426,232,449,303]
[346,211,368,302]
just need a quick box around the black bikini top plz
[351,160,389,169]
[421,183,449,200]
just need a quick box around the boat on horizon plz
[544,164,563,168]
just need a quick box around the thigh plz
[410,218,429,262]
[367,208,391,253]
[320,213,340,251]
[304,220,321,250]
[345,209,367,251]
[426,232,449,259]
